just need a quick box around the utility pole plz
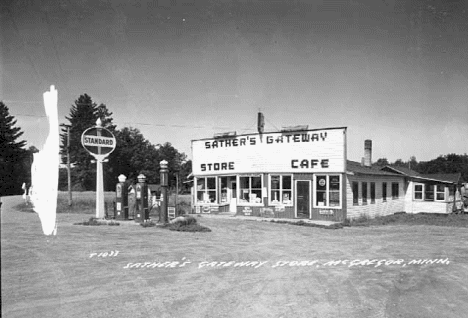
[61,124,72,206]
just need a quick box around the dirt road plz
[2,195,468,317]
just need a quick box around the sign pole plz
[81,118,116,219]
[96,158,105,218]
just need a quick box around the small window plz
[370,182,375,204]
[382,182,387,202]
[391,182,399,199]
[362,182,368,205]
[414,184,423,200]
[352,182,359,205]
[197,177,217,203]
[425,184,434,201]
[436,185,445,201]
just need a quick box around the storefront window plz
[196,177,217,203]
[239,175,262,204]
[314,175,341,208]
[269,175,292,205]
[219,177,228,203]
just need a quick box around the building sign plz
[319,209,334,215]
[242,206,252,216]
[192,128,346,175]
[81,126,116,158]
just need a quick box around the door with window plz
[296,180,311,218]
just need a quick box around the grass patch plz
[73,217,120,226]
[14,192,116,215]
[345,212,468,227]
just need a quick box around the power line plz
[11,113,47,118]
[11,113,237,130]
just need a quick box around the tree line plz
[373,155,468,182]
[1,95,191,195]
[1,95,467,196]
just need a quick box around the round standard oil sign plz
[81,126,116,157]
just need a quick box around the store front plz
[191,127,348,221]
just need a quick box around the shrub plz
[168,222,211,232]
[140,220,157,227]
[170,215,197,226]
[73,217,120,226]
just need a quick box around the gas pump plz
[135,173,149,222]
[115,174,129,220]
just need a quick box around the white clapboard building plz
[190,116,463,221]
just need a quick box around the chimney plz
[364,139,372,167]
[257,112,265,134]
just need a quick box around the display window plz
[196,177,217,204]
[269,174,293,206]
[314,174,341,208]
[239,175,263,204]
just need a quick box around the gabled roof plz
[381,165,421,177]
[346,161,402,176]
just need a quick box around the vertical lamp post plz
[160,160,169,224]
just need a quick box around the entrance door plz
[296,180,311,218]
[229,180,237,212]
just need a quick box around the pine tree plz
[0,102,27,195]
[60,94,115,190]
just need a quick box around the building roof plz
[381,165,422,177]
[346,161,402,176]
[418,173,462,184]
[382,166,461,184]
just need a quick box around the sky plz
[1,0,467,163]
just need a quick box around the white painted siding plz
[404,180,451,214]
[346,175,405,220]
